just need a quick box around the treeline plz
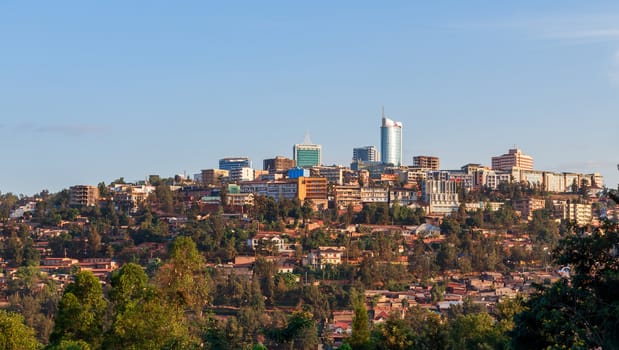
[3,220,619,349]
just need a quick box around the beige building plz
[304,246,346,269]
[413,155,440,170]
[334,185,362,208]
[360,186,389,203]
[512,198,545,221]
[263,156,296,172]
[201,169,229,186]
[554,201,593,226]
[69,185,99,207]
[491,149,534,171]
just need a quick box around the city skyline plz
[1,1,618,195]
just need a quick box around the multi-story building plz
[353,146,380,162]
[227,192,255,207]
[474,169,511,190]
[398,168,428,187]
[334,185,362,208]
[112,184,155,211]
[312,165,347,185]
[422,180,460,214]
[304,246,346,269]
[390,188,418,206]
[512,198,545,221]
[288,167,310,179]
[293,143,322,168]
[511,169,544,187]
[219,157,252,171]
[491,148,534,171]
[229,167,255,183]
[240,180,298,201]
[380,115,403,166]
[413,156,440,170]
[554,201,593,226]
[426,170,474,191]
[263,156,296,172]
[361,186,389,203]
[69,185,99,207]
[298,177,328,208]
[201,169,229,186]
[543,172,566,193]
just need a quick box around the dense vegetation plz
[0,185,617,349]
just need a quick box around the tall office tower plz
[293,132,322,168]
[491,149,533,171]
[380,111,403,166]
[413,155,440,170]
[263,156,296,171]
[219,157,252,171]
[353,146,379,162]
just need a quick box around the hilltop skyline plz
[1,1,618,195]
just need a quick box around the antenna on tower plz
[304,130,312,145]
[382,105,385,119]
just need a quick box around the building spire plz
[304,130,312,145]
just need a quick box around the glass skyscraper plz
[219,157,252,171]
[293,144,322,168]
[380,117,403,166]
[353,146,379,162]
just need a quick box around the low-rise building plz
[304,246,346,269]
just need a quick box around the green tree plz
[349,289,370,350]
[108,263,149,313]
[511,220,619,349]
[265,311,318,350]
[374,316,413,350]
[154,236,210,315]
[448,312,506,350]
[0,310,41,350]
[46,340,91,350]
[106,262,195,349]
[49,271,107,349]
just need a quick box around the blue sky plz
[1,1,618,195]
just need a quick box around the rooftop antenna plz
[304,130,312,145]
[382,105,385,119]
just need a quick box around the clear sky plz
[1,1,618,195]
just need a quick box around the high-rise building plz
[353,146,379,162]
[413,155,440,170]
[294,144,321,168]
[219,157,252,171]
[263,156,296,171]
[491,149,533,171]
[293,143,322,168]
[380,114,403,166]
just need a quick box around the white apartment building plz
[304,246,346,269]
[422,180,460,214]
[361,187,389,203]
[229,167,255,183]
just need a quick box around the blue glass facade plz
[380,117,402,166]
